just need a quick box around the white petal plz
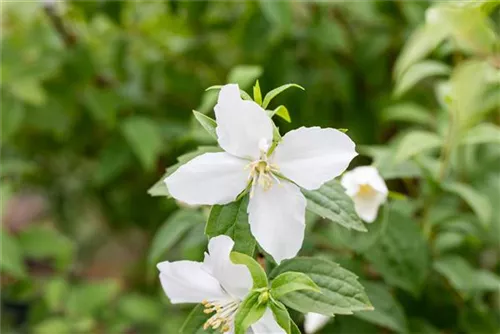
[250,309,286,334]
[157,260,227,304]
[202,236,253,300]
[272,127,357,190]
[165,152,248,205]
[353,192,386,223]
[215,84,274,159]
[304,313,331,334]
[248,181,306,264]
[341,166,388,195]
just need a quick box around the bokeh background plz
[1,1,499,334]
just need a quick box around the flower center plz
[202,299,239,333]
[357,184,375,197]
[247,159,280,195]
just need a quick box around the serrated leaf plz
[442,182,492,227]
[354,282,409,334]
[270,272,320,299]
[147,146,221,197]
[230,252,268,289]
[460,123,500,145]
[394,61,450,97]
[269,257,372,316]
[206,196,255,256]
[363,209,429,296]
[192,110,217,140]
[269,300,291,334]
[121,116,163,171]
[149,209,205,264]
[302,180,367,232]
[393,130,442,163]
[262,84,304,109]
[234,291,267,334]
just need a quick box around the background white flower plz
[304,313,331,334]
[157,235,284,334]
[340,166,388,223]
[165,84,357,263]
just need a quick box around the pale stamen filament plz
[202,299,240,333]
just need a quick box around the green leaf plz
[118,293,164,325]
[354,282,409,334]
[192,110,218,140]
[234,291,267,334]
[180,304,213,334]
[269,300,291,334]
[381,103,434,127]
[66,280,121,317]
[206,196,255,256]
[1,97,25,142]
[460,123,500,146]
[269,257,372,316]
[34,318,72,334]
[227,65,263,90]
[270,272,320,299]
[262,84,304,109]
[259,1,292,30]
[149,209,205,264]
[83,87,119,128]
[302,180,367,232]
[44,278,69,312]
[268,105,291,123]
[442,182,492,227]
[434,256,500,294]
[230,251,268,289]
[121,116,163,171]
[253,80,262,105]
[147,146,221,197]
[393,130,442,163]
[394,61,450,97]
[0,228,26,278]
[205,85,253,101]
[363,209,429,296]
[9,79,47,106]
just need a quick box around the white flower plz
[157,235,284,334]
[165,84,357,263]
[304,313,330,334]
[340,166,388,223]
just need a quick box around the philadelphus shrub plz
[153,82,382,333]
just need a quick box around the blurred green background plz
[1,1,499,334]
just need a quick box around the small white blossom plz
[157,235,284,334]
[341,166,388,223]
[304,313,331,334]
[165,84,357,263]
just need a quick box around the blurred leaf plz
[0,228,27,278]
[394,61,450,97]
[363,210,429,296]
[442,182,492,227]
[259,1,292,30]
[121,116,163,171]
[44,278,69,312]
[381,103,434,127]
[118,293,164,324]
[269,257,372,316]
[9,79,47,106]
[355,282,409,334]
[66,280,121,317]
[434,256,500,294]
[34,318,71,334]
[302,180,367,232]
[262,83,304,109]
[227,65,263,90]
[83,87,120,128]
[460,123,500,146]
[1,96,25,142]
[193,110,217,140]
[459,303,499,334]
[393,130,442,163]
[149,209,205,265]
[206,196,255,256]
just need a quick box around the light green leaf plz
[192,110,217,140]
[363,209,429,296]
[460,123,500,146]
[268,105,291,123]
[302,180,367,232]
[442,182,492,227]
[259,1,292,29]
[234,291,268,334]
[206,196,255,256]
[0,228,27,278]
[381,103,434,127]
[434,256,500,294]
[149,209,205,264]
[121,116,163,171]
[1,97,25,142]
[394,61,450,97]
[269,257,372,316]
[66,280,121,317]
[9,79,47,106]
[262,84,304,109]
[230,251,268,289]
[354,282,409,334]
[393,130,442,163]
[147,146,221,197]
[253,80,262,105]
[118,293,164,325]
[179,304,212,334]
[270,272,320,299]
[227,65,263,90]
[34,318,72,334]
[269,300,291,334]
[44,278,69,312]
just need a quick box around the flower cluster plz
[155,83,388,333]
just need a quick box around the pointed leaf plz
[394,61,450,97]
[270,272,320,299]
[442,182,492,227]
[269,300,291,334]
[192,110,217,140]
[262,84,304,109]
[253,80,262,105]
[234,291,267,334]
[393,130,442,163]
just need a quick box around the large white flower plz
[340,166,388,223]
[157,235,284,334]
[165,84,357,263]
[304,313,330,334]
